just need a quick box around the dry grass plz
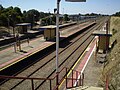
[110,16,120,42]
[0,26,20,38]
[101,16,120,89]
[0,27,13,38]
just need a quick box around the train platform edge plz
[60,36,97,89]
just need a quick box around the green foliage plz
[14,7,23,16]
[0,5,23,27]
[41,15,56,25]
[39,12,50,19]
[113,11,120,16]
[25,9,40,23]
[0,4,56,27]
[84,13,102,16]
[0,13,7,26]
[0,4,4,11]
[63,14,70,22]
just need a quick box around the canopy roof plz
[16,23,31,26]
[92,31,112,36]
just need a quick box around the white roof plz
[40,25,56,29]
[16,23,31,26]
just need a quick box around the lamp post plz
[56,1,60,88]
[8,15,12,33]
[55,0,86,89]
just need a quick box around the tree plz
[23,10,27,22]
[0,5,23,27]
[39,12,45,18]
[63,14,70,22]
[0,13,7,26]
[113,12,120,16]
[14,7,23,16]
[0,4,4,11]
[25,9,40,28]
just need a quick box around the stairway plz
[67,86,103,90]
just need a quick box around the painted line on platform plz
[59,38,96,89]
[74,40,96,86]
[0,42,54,71]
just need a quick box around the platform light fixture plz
[55,0,86,89]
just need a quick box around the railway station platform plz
[0,21,95,71]
[64,37,104,90]
[0,37,54,71]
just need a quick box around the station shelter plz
[92,30,112,53]
[16,23,31,34]
[40,25,56,40]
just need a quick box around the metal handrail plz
[0,75,52,80]
[0,67,84,90]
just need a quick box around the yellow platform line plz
[59,38,95,89]
[0,43,54,71]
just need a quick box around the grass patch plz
[101,16,120,89]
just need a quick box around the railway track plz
[0,17,109,90]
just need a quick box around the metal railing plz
[0,67,84,90]
[65,68,84,89]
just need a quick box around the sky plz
[0,0,120,15]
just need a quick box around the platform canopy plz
[40,25,56,29]
[16,23,31,26]
[65,0,86,2]
[92,31,112,36]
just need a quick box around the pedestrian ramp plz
[67,86,103,90]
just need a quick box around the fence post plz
[82,73,84,86]
[56,72,59,90]
[76,71,78,87]
[79,75,81,86]
[72,70,73,87]
[66,68,67,88]
[50,80,52,90]
[105,75,109,90]
[31,79,34,90]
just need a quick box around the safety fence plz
[0,67,84,90]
